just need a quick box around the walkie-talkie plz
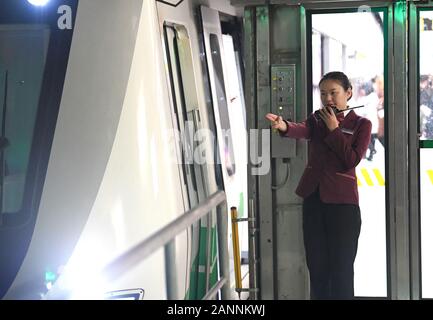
[314,105,365,121]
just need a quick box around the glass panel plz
[164,25,201,209]
[421,148,433,298]
[312,11,387,297]
[164,24,200,300]
[420,10,433,299]
[209,33,236,177]
[0,25,50,213]
[419,11,433,140]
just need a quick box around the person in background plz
[420,74,433,139]
[357,75,385,161]
[356,80,378,161]
[265,71,372,300]
[373,75,385,147]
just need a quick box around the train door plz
[164,24,203,299]
[158,0,241,300]
[306,1,433,300]
[408,1,433,300]
[199,5,250,299]
[240,0,420,299]
[163,21,219,299]
[308,5,388,298]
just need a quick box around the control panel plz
[271,64,296,158]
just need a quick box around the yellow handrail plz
[230,206,242,298]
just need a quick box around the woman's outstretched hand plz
[265,113,287,132]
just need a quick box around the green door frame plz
[302,0,412,300]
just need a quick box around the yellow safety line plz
[427,170,433,185]
[358,169,433,186]
[361,168,374,186]
[373,169,385,186]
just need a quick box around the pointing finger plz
[265,113,277,121]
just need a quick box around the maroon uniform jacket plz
[282,110,372,205]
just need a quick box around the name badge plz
[341,128,354,135]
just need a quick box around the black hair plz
[319,71,353,100]
[420,74,429,83]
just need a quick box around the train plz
[0,0,248,300]
[2,0,433,300]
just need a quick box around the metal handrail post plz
[164,240,178,299]
[249,198,259,300]
[216,199,230,300]
[202,278,227,300]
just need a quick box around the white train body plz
[0,0,247,300]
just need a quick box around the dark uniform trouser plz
[302,189,361,300]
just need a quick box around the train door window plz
[419,9,433,299]
[209,34,236,177]
[419,11,433,141]
[221,34,248,240]
[163,24,206,209]
[0,25,49,214]
[163,23,218,300]
[310,9,387,297]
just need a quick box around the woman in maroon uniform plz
[266,71,372,299]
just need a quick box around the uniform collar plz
[339,110,357,127]
[337,107,351,117]
[343,108,351,117]
[336,111,345,121]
